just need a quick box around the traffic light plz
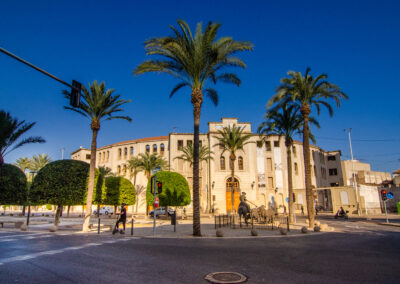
[70,80,82,107]
[293,193,296,203]
[381,189,387,201]
[157,182,162,194]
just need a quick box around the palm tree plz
[214,125,253,213]
[268,68,347,227]
[174,144,214,167]
[175,144,214,213]
[134,184,146,214]
[14,157,31,175]
[258,102,319,222]
[135,152,168,180]
[63,81,132,232]
[29,154,52,172]
[0,110,45,165]
[98,166,114,177]
[134,20,252,236]
[127,157,143,186]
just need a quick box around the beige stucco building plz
[71,118,370,215]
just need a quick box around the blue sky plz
[1,0,399,173]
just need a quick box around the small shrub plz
[301,226,308,233]
[250,229,258,236]
[279,228,287,235]
[216,229,223,237]
[314,226,321,232]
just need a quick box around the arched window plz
[123,164,127,175]
[238,156,244,170]
[146,145,150,153]
[124,147,128,158]
[314,165,317,177]
[98,153,102,162]
[118,148,122,159]
[293,146,297,157]
[106,151,110,162]
[294,163,299,175]
[160,143,165,155]
[229,157,235,170]
[117,165,121,174]
[130,147,134,156]
[153,144,157,153]
[340,191,349,205]
[220,156,226,170]
[312,150,315,161]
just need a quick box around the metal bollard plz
[98,217,100,234]
[131,218,134,236]
[214,216,217,229]
[272,216,274,230]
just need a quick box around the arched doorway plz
[226,177,240,212]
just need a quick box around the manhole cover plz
[205,272,247,284]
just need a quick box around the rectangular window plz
[86,154,91,160]
[330,182,339,187]
[321,167,327,179]
[293,146,297,157]
[266,158,273,172]
[199,140,202,147]
[294,163,299,175]
[265,141,271,151]
[329,168,338,176]
[187,140,193,147]
[178,140,183,151]
[327,155,336,161]
[267,177,274,189]
[274,141,280,147]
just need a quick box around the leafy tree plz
[214,125,253,212]
[29,154,52,172]
[101,177,136,215]
[258,102,319,222]
[268,68,347,227]
[134,20,252,236]
[63,81,132,232]
[0,164,28,206]
[98,166,114,177]
[30,160,102,226]
[0,110,45,165]
[146,171,191,209]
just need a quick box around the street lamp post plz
[344,128,361,216]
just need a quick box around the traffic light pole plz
[153,174,157,236]
[383,200,389,224]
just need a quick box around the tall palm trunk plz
[285,139,294,223]
[301,105,314,228]
[146,172,150,216]
[82,126,99,232]
[192,89,202,236]
[230,154,236,213]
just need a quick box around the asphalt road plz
[0,220,399,283]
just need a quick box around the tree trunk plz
[82,127,99,232]
[301,106,314,228]
[114,205,117,218]
[286,139,294,223]
[230,154,236,213]
[191,89,203,236]
[22,205,26,216]
[146,172,150,217]
[67,205,71,218]
[54,205,62,226]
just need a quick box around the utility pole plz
[344,128,361,216]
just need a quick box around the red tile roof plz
[98,136,169,150]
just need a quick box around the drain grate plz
[205,272,247,284]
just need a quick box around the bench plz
[0,221,24,228]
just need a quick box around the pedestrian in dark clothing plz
[114,203,127,234]
[301,205,304,215]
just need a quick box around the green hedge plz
[0,164,28,205]
[146,171,191,207]
[30,160,102,206]
[102,176,136,206]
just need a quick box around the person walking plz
[113,203,127,234]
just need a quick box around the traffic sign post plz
[151,167,161,236]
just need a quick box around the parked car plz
[149,207,174,218]
[93,206,114,216]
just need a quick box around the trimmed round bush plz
[251,229,258,236]
[20,224,28,231]
[49,225,58,232]
[314,226,321,232]
[146,171,191,207]
[0,164,27,205]
[216,229,223,237]
[30,160,102,206]
[102,176,136,206]
[279,228,287,235]
[301,226,308,233]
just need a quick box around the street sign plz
[285,197,289,203]
[387,192,394,199]
[152,167,161,175]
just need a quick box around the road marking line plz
[0,233,44,239]
[0,238,17,242]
